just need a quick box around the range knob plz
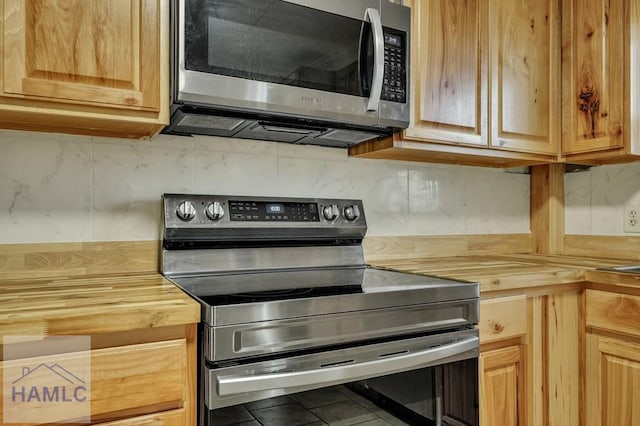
[322,204,340,221]
[176,201,196,221]
[344,205,361,221]
[205,201,225,220]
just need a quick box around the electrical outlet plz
[624,205,640,233]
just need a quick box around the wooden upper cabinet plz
[0,0,168,139]
[562,0,640,162]
[4,0,159,111]
[489,0,560,155]
[350,0,560,167]
[562,0,624,155]
[405,0,559,156]
[404,0,486,146]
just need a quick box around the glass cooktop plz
[169,266,479,326]
[171,267,473,306]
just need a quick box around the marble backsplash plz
[565,162,640,235]
[0,129,530,243]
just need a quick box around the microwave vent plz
[235,122,321,143]
[316,129,382,144]
[176,113,246,132]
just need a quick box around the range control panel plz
[162,194,367,237]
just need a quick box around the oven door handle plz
[216,335,478,396]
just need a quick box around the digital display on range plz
[229,201,320,222]
[266,203,284,214]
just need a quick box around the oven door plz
[177,0,400,126]
[204,329,479,426]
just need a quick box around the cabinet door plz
[479,345,523,426]
[586,335,640,426]
[3,0,160,112]
[561,0,625,154]
[403,0,487,146]
[489,0,560,155]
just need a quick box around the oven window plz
[184,0,374,97]
[208,360,478,426]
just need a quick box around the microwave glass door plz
[184,0,375,97]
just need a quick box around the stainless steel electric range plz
[161,194,480,426]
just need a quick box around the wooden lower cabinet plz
[0,325,196,425]
[478,290,582,426]
[479,295,527,426]
[585,334,640,426]
[479,345,525,426]
[585,288,640,426]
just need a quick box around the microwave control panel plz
[382,30,407,104]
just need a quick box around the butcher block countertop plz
[0,243,637,338]
[370,253,639,293]
[0,274,200,338]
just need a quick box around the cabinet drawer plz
[92,339,186,418]
[586,290,640,337]
[95,409,184,425]
[2,339,186,423]
[479,295,527,344]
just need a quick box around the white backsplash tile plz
[193,150,279,195]
[349,160,410,236]
[565,162,640,235]
[277,142,349,161]
[407,167,459,234]
[192,134,278,156]
[462,168,530,234]
[564,171,592,234]
[92,138,192,241]
[0,130,532,243]
[277,157,352,198]
[0,130,92,243]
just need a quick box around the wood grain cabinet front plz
[0,0,168,139]
[585,289,640,425]
[586,290,640,337]
[478,295,527,426]
[479,295,527,344]
[479,345,525,426]
[0,335,193,425]
[585,334,640,426]
[478,290,582,426]
[350,0,560,167]
[93,409,185,426]
[562,0,640,163]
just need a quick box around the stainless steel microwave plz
[165,0,411,148]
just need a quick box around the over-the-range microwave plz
[164,0,411,148]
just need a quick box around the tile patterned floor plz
[212,385,411,426]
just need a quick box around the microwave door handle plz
[365,8,384,111]
[217,336,478,396]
